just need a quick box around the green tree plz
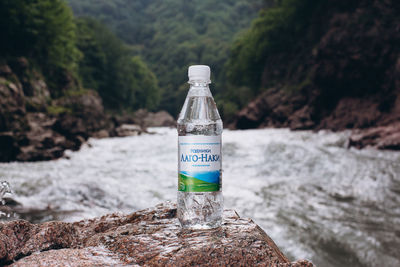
[67,0,263,115]
[76,18,160,110]
[227,0,325,91]
[0,0,80,72]
[0,0,81,97]
[219,0,328,120]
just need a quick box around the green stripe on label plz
[178,173,220,192]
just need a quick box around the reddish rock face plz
[0,202,314,267]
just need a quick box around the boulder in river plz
[142,110,176,127]
[115,124,143,137]
[113,109,176,130]
[0,202,314,266]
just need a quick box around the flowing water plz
[0,128,399,267]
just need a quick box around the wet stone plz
[0,202,314,266]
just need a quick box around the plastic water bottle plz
[177,65,223,229]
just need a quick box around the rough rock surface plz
[0,89,113,162]
[0,202,314,267]
[232,86,400,150]
[0,57,175,161]
[349,122,400,150]
[0,58,118,162]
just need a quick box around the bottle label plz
[178,135,221,192]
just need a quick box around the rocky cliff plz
[0,58,177,162]
[231,0,400,150]
[0,58,115,162]
[0,202,314,266]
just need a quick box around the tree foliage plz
[227,0,323,90]
[215,0,328,120]
[0,0,80,72]
[76,18,160,110]
[0,1,160,111]
[67,0,263,115]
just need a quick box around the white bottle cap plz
[188,65,211,82]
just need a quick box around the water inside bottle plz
[177,82,223,229]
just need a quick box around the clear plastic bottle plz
[177,65,223,229]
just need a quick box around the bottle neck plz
[187,80,212,97]
[188,80,210,87]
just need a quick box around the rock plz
[13,112,75,161]
[288,106,315,130]
[52,113,89,139]
[349,122,400,150]
[115,124,143,137]
[143,110,176,127]
[111,113,136,127]
[116,109,176,128]
[0,202,314,267]
[24,78,50,112]
[0,92,112,162]
[0,70,27,132]
[233,90,273,129]
[52,90,110,136]
[0,65,12,76]
[91,129,110,139]
[0,58,118,162]
[8,57,29,75]
[0,66,30,162]
[113,109,176,137]
[2,197,21,207]
[233,87,400,150]
[132,109,149,129]
[317,96,385,131]
[0,133,20,162]
[232,88,310,130]
[8,57,50,112]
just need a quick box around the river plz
[1,127,399,267]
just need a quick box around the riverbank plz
[231,87,400,150]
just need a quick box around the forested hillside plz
[67,0,264,115]
[0,0,160,112]
[0,0,161,161]
[75,18,160,110]
[0,0,80,94]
